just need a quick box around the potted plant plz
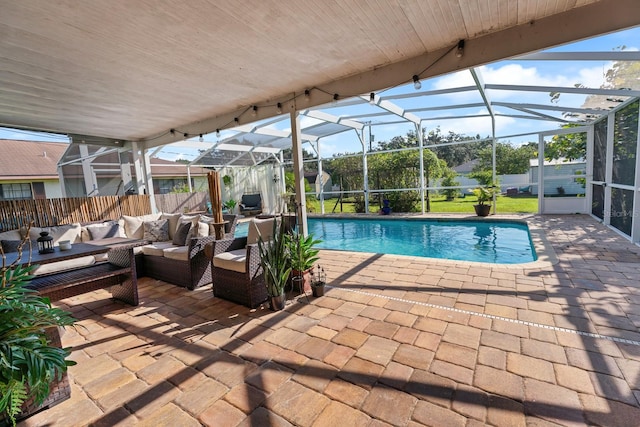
[287,231,321,293]
[223,199,237,214]
[472,186,495,217]
[257,220,291,311]
[310,265,327,297]
[0,261,76,426]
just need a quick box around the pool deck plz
[20,214,640,426]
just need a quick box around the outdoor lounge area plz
[3,2,640,426]
[16,214,640,427]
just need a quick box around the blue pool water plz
[235,217,537,264]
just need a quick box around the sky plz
[2,25,639,161]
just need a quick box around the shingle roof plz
[0,139,69,179]
[0,139,210,180]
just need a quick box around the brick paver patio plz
[19,214,640,426]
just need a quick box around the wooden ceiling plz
[1,0,639,149]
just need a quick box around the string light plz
[216,129,221,137]
[276,103,282,114]
[199,134,204,142]
[456,40,465,58]
[332,94,339,105]
[412,75,422,90]
[183,133,188,140]
[304,89,310,101]
[252,106,258,117]
[234,117,239,124]
[369,92,375,105]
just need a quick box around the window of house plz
[154,179,190,194]
[0,183,33,200]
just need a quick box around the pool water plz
[235,217,537,264]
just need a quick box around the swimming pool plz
[235,217,537,264]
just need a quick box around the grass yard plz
[306,195,538,214]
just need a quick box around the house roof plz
[0,139,209,180]
[1,0,638,152]
[0,139,69,179]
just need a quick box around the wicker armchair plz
[208,217,276,308]
[144,214,238,290]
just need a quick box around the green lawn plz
[307,195,538,214]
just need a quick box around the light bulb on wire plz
[413,75,422,90]
[332,94,339,105]
[369,93,375,105]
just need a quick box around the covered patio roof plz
[1,0,639,154]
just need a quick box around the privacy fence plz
[0,192,214,231]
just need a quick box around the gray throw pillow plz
[87,222,120,240]
[1,239,36,253]
[143,219,169,242]
[173,221,192,246]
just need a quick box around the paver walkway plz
[19,214,640,426]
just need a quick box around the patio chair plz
[239,193,262,216]
[207,217,276,308]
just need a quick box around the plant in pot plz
[0,259,76,426]
[310,265,327,297]
[223,199,237,214]
[287,231,321,293]
[472,186,496,217]
[258,220,292,311]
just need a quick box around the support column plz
[538,134,545,214]
[119,150,133,195]
[317,142,325,215]
[359,129,369,214]
[416,123,425,214]
[131,142,157,213]
[79,144,98,196]
[290,110,308,236]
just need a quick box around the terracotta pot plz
[290,268,312,292]
[270,294,286,311]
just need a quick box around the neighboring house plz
[529,158,586,196]
[0,139,210,200]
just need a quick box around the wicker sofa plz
[0,213,238,291]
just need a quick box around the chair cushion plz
[213,249,247,273]
[163,245,188,261]
[246,217,276,245]
[0,229,22,241]
[141,241,174,257]
[143,219,169,242]
[241,194,261,208]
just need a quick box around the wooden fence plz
[0,195,151,231]
[0,192,212,231]
[153,191,209,214]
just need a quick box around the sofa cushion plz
[213,249,247,273]
[161,213,181,240]
[26,223,83,246]
[141,241,174,257]
[86,221,120,240]
[32,255,96,276]
[163,245,188,261]
[173,221,192,246]
[143,219,169,242]
[0,229,22,241]
[246,217,276,245]
[122,213,162,239]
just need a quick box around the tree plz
[426,127,487,167]
[545,124,587,161]
[473,142,537,175]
